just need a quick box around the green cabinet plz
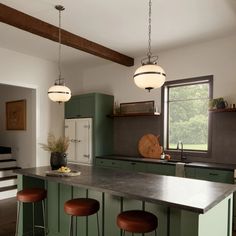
[121,161,147,172]
[185,166,234,184]
[185,166,196,179]
[95,159,147,172]
[95,158,122,169]
[65,94,95,118]
[146,163,175,176]
[194,168,234,184]
[65,93,114,159]
[96,158,175,175]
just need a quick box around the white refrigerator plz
[65,118,92,165]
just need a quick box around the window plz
[162,76,213,153]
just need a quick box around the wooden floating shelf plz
[108,113,161,118]
[209,108,236,113]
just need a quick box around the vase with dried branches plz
[40,133,70,170]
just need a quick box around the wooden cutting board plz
[138,134,162,158]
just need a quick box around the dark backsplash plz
[113,116,161,157]
[113,113,236,164]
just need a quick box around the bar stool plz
[117,210,158,236]
[64,198,100,236]
[15,188,47,236]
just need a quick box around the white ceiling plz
[0,0,236,66]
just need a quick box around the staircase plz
[0,147,18,200]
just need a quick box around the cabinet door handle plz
[131,162,136,165]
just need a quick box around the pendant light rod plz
[147,0,152,62]
[55,5,65,85]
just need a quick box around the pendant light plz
[133,0,166,92]
[48,5,71,103]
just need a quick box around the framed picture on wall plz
[6,99,26,130]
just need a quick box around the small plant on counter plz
[40,133,70,153]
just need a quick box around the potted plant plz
[40,133,70,170]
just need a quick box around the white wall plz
[0,86,36,167]
[66,33,236,112]
[0,47,64,168]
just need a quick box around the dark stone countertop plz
[15,164,236,214]
[96,155,236,171]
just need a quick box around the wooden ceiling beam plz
[0,3,134,66]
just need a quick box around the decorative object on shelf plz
[138,134,163,158]
[209,97,228,110]
[133,0,166,92]
[6,99,26,130]
[120,101,155,115]
[48,5,71,103]
[40,133,70,170]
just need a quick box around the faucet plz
[177,141,186,162]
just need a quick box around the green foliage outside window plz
[168,83,209,151]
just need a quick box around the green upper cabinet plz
[65,94,95,118]
[65,96,80,118]
[65,93,114,159]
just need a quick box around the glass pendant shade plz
[134,64,166,91]
[48,84,71,103]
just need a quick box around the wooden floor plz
[0,197,16,236]
[0,196,236,236]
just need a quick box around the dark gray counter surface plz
[96,155,236,171]
[15,164,236,214]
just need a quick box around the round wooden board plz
[138,134,162,158]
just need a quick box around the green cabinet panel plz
[78,95,95,117]
[96,159,147,172]
[104,194,121,236]
[87,190,103,236]
[65,97,80,118]
[65,94,94,118]
[121,161,147,172]
[95,158,122,168]
[185,166,196,179]
[194,168,234,184]
[146,163,175,176]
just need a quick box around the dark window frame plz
[161,75,213,158]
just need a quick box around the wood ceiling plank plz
[0,3,134,66]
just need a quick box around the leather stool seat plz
[64,198,100,216]
[117,210,158,233]
[17,188,47,203]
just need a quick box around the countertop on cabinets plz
[15,164,236,214]
[96,155,236,171]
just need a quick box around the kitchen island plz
[15,164,235,236]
